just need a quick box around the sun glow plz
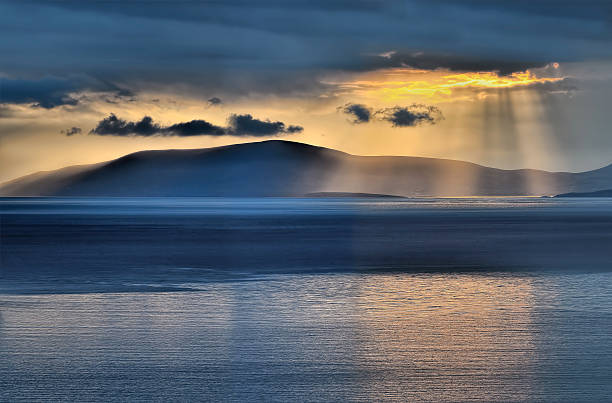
[440,71,562,90]
[332,67,565,102]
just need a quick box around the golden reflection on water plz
[348,274,537,401]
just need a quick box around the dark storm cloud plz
[1,1,611,96]
[227,114,303,136]
[0,77,78,108]
[207,97,222,106]
[338,103,372,123]
[88,113,301,137]
[61,127,82,136]
[375,105,444,127]
[366,52,547,76]
[0,76,137,109]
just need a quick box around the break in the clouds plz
[376,105,444,128]
[338,103,372,124]
[88,113,302,137]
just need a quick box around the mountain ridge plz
[2,140,611,197]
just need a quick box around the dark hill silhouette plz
[1,140,611,196]
[555,189,612,197]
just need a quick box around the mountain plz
[1,140,611,197]
[555,189,612,197]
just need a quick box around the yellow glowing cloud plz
[440,71,562,90]
[330,67,565,102]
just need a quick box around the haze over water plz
[2,197,612,401]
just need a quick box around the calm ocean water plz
[1,197,612,401]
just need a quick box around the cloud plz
[526,77,579,96]
[338,103,371,123]
[103,88,136,104]
[0,104,16,118]
[336,102,445,128]
[0,76,139,110]
[0,77,78,108]
[61,126,82,136]
[90,114,160,136]
[366,52,547,76]
[207,97,222,106]
[3,1,611,97]
[227,114,303,135]
[88,113,302,137]
[375,104,444,127]
[164,120,225,136]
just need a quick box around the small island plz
[304,192,406,198]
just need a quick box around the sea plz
[1,197,612,401]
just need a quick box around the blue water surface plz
[1,197,612,401]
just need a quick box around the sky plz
[1,0,612,182]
